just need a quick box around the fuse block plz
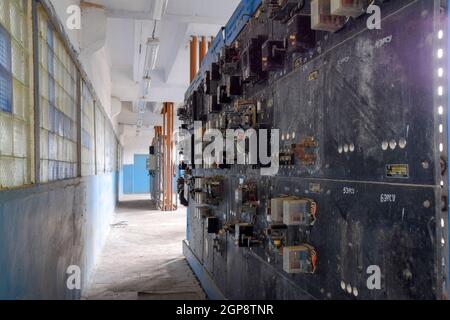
[283,245,317,274]
[331,0,367,18]
[311,0,346,33]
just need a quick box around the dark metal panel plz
[183,0,446,300]
[183,240,226,300]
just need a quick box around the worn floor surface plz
[84,195,205,300]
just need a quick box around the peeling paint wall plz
[0,173,118,300]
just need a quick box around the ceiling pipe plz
[199,36,207,68]
[190,36,198,83]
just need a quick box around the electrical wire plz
[152,19,157,40]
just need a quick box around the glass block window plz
[81,82,95,176]
[95,107,105,174]
[38,7,78,182]
[0,0,33,189]
[105,122,115,173]
[0,25,12,113]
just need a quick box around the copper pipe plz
[161,102,176,211]
[167,102,171,210]
[199,36,207,67]
[190,36,198,83]
[162,104,166,210]
[208,36,213,49]
[169,103,174,210]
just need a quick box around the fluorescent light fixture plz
[142,76,152,97]
[145,38,160,72]
[134,99,147,114]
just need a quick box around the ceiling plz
[102,0,240,110]
[83,0,240,138]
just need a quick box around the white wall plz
[122,127,155,165]
[81,47,116,130]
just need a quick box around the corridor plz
[85,195,205,300]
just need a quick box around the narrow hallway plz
[85,195,205,300]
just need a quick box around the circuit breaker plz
[287,14,315,53]
[311,0,345,32]
[262,40,285,72]
[283,198,317,227]
[147,155,157,171]
[227,76,243,96]
[208,95,221,113]
[235,223,254,247]
[207,217,220,234]
[241,36,268,82]
[283,245,317,274]
[270,197,296,224]
[330,0,367,17]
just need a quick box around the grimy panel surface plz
[181,0,448,300]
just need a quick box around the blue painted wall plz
[0,173,118,299]
[123,165,133,194]
[122,155,151,194]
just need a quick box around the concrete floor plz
[84,194,206,300]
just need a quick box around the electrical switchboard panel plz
[181,0,450,300]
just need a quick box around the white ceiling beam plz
[106,10,227,26]
[159,22,189,83]
[105,0,167,20]
[106,9,157,20]
[164,13,228,26]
